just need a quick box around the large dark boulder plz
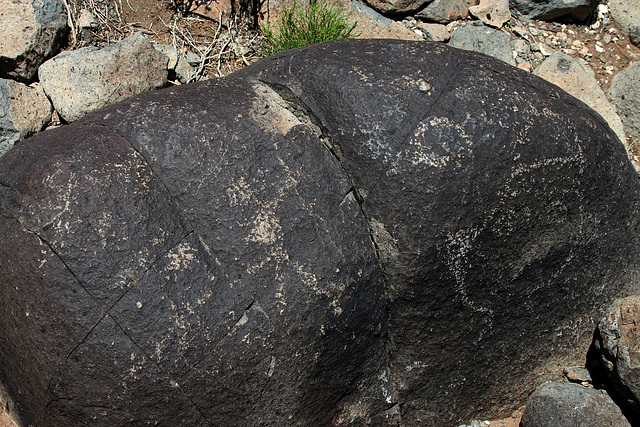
[1,39,639,426]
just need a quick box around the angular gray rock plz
[520,383,630,427]
[469,0,510,28]
[415,0,478,23]
[2,39,640,426]
[533,52,627,149]
[416,22,451,41]
[351,0,393,26]
[174,55,198,84]
[0,79,53,157]
[153,44,179,70]
[38,32,168,122]
[563,366,592,384]
[362,0,431,14]
[609,62,640,151]
[449,24,515,65]
[609,0,640,47]
[0,0,68,82]
[593,295,640,414]
[510,0,600,21]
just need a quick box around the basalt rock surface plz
[1,39,640,426]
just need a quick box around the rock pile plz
[0,0,208,157]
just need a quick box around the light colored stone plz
[186,51,202,66]
[0,0,68,82]
[0,79,53,157]
[415,0,479,24]
[363,0,431,14]
[351,0,392,26]
[520,383,630,427]
[539,43,555,57]
[512,39,530,55]
[77,9,97,30]
[534,52,627,148]
[416,23,450,41]
[469,0,510,28]
[449,24,515,65]
[38,32,168,122]
[346,0,422,40]
[609,61,640,151]
[609,0,640,47]
[517,62,532,72]
[175,56,197,84]
[154,44,179,70]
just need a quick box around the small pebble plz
[517,62,532,72]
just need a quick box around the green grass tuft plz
[261,1,359,56]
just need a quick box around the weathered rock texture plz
[609,62,640,151]
[415,0,478,23]
[38,32,168,122]
[0,0,68,82]
[520,383,631,427]
[416,22,451,41]
[468,0,510,28]
[363,0,431,14]
[1,40,640,426]
[533,52,627,148]
[510,0,599,21]
[449,24,515,65]
[0,79,53,157]
[609,0,640,47]
[594,295,640,414]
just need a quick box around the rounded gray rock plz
[609,0,640,47]
[520,383,630,427]
[609,61,640,151]
[533,52,627,148]
[38,32,168,122]
[449,24,515,65]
